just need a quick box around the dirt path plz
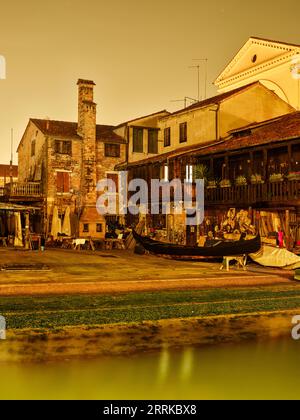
[0,274,293,296]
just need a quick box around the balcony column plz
[288,144,292,172]
[263,149,268,180]
[224,156,229,179]
[209,158,214,177]
[249,152,254,177]
[24,212,30,250]
[285,209,291,250]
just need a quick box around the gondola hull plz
[132,231,261,257]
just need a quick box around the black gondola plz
[132,230,261,257]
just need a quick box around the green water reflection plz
[0,339,299,400]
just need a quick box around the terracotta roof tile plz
[30,119,125,143]
[0,164,18,178]
[121,111,300,169]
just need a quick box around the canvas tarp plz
[14,212,23,247]
[250,245,300,270]
[62,206,71,236]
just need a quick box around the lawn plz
[1,285,300,330]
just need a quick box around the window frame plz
[164,127,171,147]
[132,127,144,153]
[54,140,72,156]
[83,223,89,233]
[148,129,158,154]
[31,139,36,157]
[56,171,71,194]
[179,122,187,143]
[104,143,121,158]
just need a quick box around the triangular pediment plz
[215,37,300,86]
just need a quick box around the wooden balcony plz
[4,182,43,201]
[204,180,300,206]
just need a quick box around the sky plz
[0,0,300,164]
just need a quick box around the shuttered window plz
[54,140,72,155]
[56,171,70,193]
[164,128,171,147]
[179,122,187,143]
[148,130,158,154]
[104,143,120,157]
[133,128,144,153]
[106,173,119,192]
[31,139,36,157]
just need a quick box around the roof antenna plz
[10,128,13,185]
[171,96,198,108]
[189,58,208,100]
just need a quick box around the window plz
[31,139,36,157]
[83,224,89,233]
[179,122,187,143]
[54,140,72,155]
[106,173,119,192]
[148,129,158,154]
[56,171,70,193]
[105,143,120,158]
[96,223,103,233]
[164,128,171,147]
[133,127,144,153]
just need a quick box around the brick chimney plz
[77,79,97,205]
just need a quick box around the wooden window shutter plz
[56,172,64,193]
[63,172,70,192]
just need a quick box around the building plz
[117,38,300,248]
[16,79,127,239]
[113,110,170,164]
[0,164,18,196]
[215,37,300,110]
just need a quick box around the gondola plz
[132,230,261,257]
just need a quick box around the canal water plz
[0,338,299,400]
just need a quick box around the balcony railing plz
[204,180,300,205]
[4,182,42,198]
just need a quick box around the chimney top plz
[77,79,96,86]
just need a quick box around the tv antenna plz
[10,128,13,184]
[189,58,208,101]
[171,96,198,108]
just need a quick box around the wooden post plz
[224,156,229,179]
[288,144,292,172]
[25,212,30,250]
[263,149,268,180]
[285,209,290,250]
[210,158,214,177]
[249,152,254,177]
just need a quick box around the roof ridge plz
[167,82,260,117]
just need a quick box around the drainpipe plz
[209,103,220,141]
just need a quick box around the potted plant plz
[269,173,284,183]
[250,173,264,184]
[220,179,231,188]
[207,179,217,189]
[287,171,300,181]
[235,175,247,186]
[193,163,208,181]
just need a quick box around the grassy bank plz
[1,285,300,330]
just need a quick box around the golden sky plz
[0,0,300,163]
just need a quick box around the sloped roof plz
[164,82,260,118]
[30,119,125,143]
[115,110,170,128]
[121,111,300,169]
[250,36,300,49]
[215,36,300,86]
